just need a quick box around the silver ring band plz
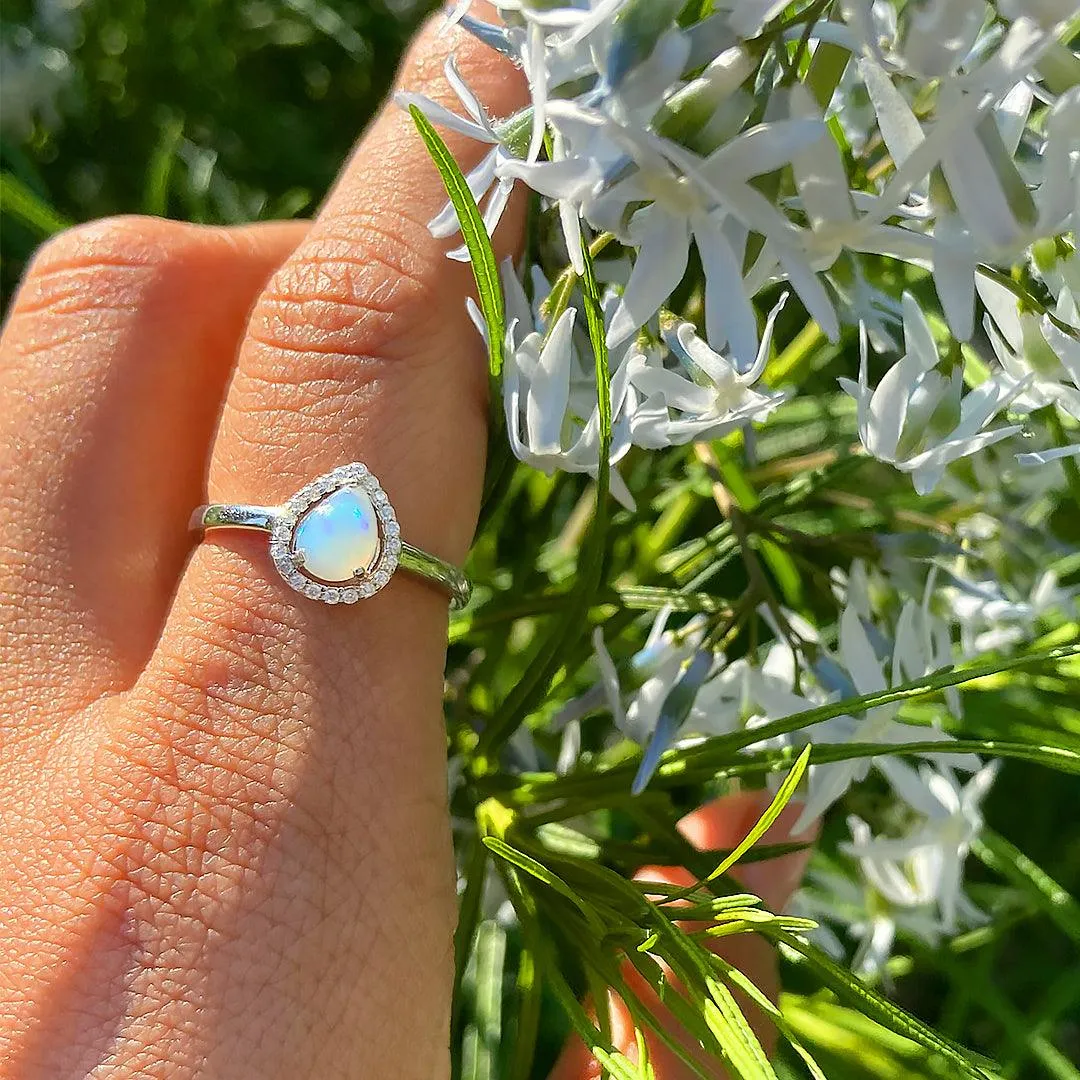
[190,463,470,610]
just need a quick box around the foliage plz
[3,1,1080,1078]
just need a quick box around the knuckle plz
[9,216,219,330]
[249,221,444,364]
[235,217,489,437]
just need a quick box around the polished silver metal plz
[190,462,470,610]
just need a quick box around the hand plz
[0,13,810,1078]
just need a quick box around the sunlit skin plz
[0,11,812,1078]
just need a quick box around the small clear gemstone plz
[386,521,400,537]
[378,504,394,521]
[372,489,388,505]
[373,569,391,588]
[360,581,376,597]
[342,587,359,604]
[302,582,321,599]
[291,486,381,583]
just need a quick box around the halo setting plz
[268,463,401,604]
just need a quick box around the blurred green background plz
[1,0,436,306]
[2,4,1080,1078]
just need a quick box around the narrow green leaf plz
[707,745,811,881]
[0,173,71,236]
[638,930,661,953]
[705,976,778,1079]
[482,836,606,934]
[714,962,829,1080]
[909,937,1080,1080]
[475,232,613,759]
[452,837,489,1042]
[143,114,185,216]
[462,920,506,1080]
[507,936,542,1080]
[408,104,505,378]
[592,1049,649,1080]
[773,931,993,1079]
[974,830,1080,947]
[514,644,1080,803]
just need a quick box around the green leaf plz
[462,920,506,1080]
[0,173,72,236]
[593,1048,652,1080]
[452,837,489,1042]
[143,114,185,216]
[507,936,542,1080]
[713,965,829,1080]
[706,745,811,881]
[408,104,505,378]
[705,977,778,1080]
[475,231,613,759]
[773,932,994,1079]
[783,994,963,1080]
[974,830,1080,948]
[482,836,606,935]
[511,644,1080,803]
[908,938,1080,1080]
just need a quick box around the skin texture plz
[0,12,812,1079]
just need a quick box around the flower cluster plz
[417,1,1078,982]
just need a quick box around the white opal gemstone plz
[291,486,381,583]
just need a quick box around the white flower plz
[979,270,1080,423]
[998,0,1079,31]
[498,98,832,360]
[844,23,1076,339]
[793,862,945,979]
[593,606,706,744]
[892,0,986,79]
[626,308,787,448]
[942,567,1067,654]
[592,607,725,792]
[499,268,639,507]
[589,604,782,793]
[750,594,977,832]
[719,0,789,38]
[839,297,1030,494]
[894,593,963,719]
[844,761,999,932]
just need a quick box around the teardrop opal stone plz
[291,486,381,583]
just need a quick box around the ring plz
[190,462,470,609]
